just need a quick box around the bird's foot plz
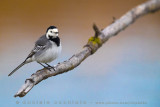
[45,63,56,71]
[47,66,56,71]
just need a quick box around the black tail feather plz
[8,61,26,76]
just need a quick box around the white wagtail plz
[8,26,62,76]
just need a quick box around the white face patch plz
[52,28,58,33]
[46,28,59,39]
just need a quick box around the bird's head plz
[46,26,59,39]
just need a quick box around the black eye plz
[50,31,52,33]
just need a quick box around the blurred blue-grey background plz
[0,0,160,107]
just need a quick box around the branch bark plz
[14,0,160,97]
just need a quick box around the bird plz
[8,26,62,76]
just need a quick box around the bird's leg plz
[37,62,51,71]
[45,63,56,71]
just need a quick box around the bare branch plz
[14,0,160,97]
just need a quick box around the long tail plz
[8,61,26,76]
